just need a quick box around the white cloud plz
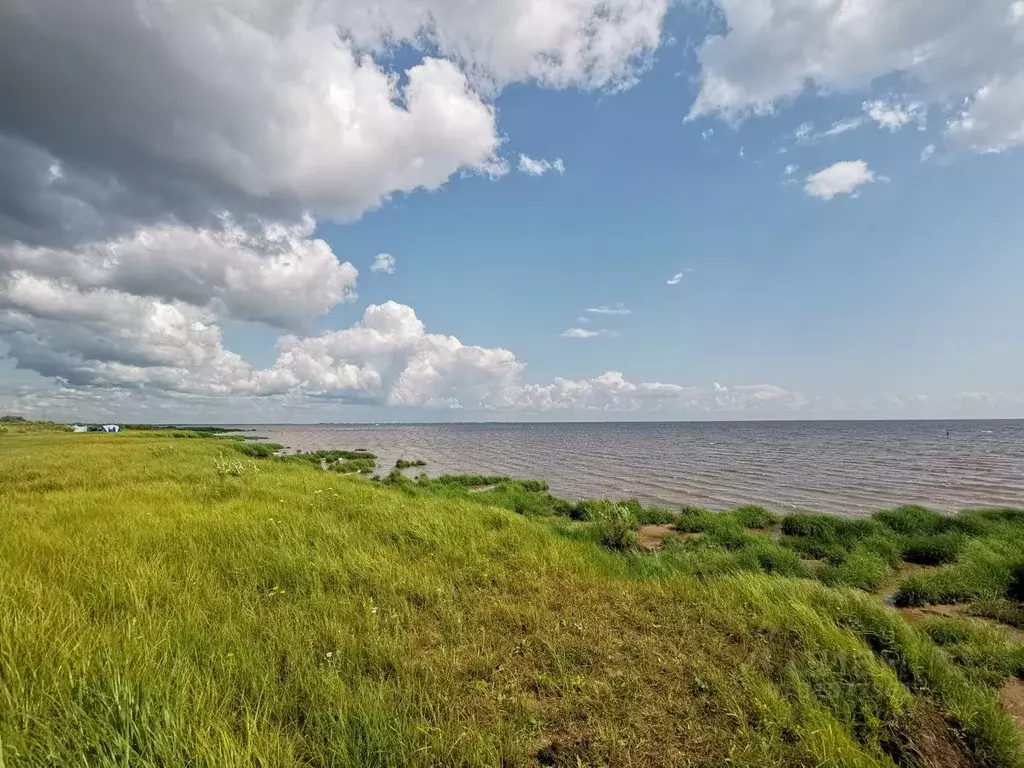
[946,73,1024,153]
[518,155,567,176]
[0,217,356,330]
[0,0,676,414]
[501,375,807,413]
[689,0,1024,153]
[667,272,684,285]
[0,277,252,393]
[783,164,799,175]
[0,293,810,414]
[371,253,396,274]
[921,143,937,162]
[863,99,927,131]
[560,328,608,339]
[804,161,876,200]
[0,0,673,248]
[585,303,631,315]
[701,128,715,141]
[821,117,865,137]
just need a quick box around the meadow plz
[2,423,1024,766]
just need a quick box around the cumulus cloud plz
[0,293,806,414]
[921,144,937,162]
[586,304,631,315]
[0,0,671,248]
[518,155,567,176]
[784,164,799,176]
[689,0,1024,153]
[667,272,684,285]
[0,13,503,246]
[371,253,396,274]
[0,0,677,414]
[0,218,357,330]
[804,161,876,200]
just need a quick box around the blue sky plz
[0,0,1022,421]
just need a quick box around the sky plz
[0,0,1022,423]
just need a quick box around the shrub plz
[395,459,427,469]
[902,533,966,565]
[233,442,280,459]
[1005,564,1024,601]
[703,520,752,551]
[859,533,907,568]
[674,507,714,533]
[778,515,886,570]
[333,458,376,474]
[818,548,891,592]
[873,505,949,536]
[728,505,780,530]
[736,539,808,577]
[634,506,677,526]
[920,616,1024,689]
[779,535,848,564]
[381,468,412,487]
[593,504,639,551]
[517,479,550,493]
[892,548,1013,606]
[781,514,840,538]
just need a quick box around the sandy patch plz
[1001,679,1024,729]
[637,524,677,552]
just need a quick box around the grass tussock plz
[0,430,1023,766]
[395,458,427,469]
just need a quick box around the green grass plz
[919,616,1024,689]
[728,504,781,530]
[1,431,1023,765]
[395,458,427,469]
[970,601,1024,629]
[234,441,286,458]
[892,524,1024,607]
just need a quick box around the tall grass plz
[0,432,1021,765]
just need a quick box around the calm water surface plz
[246,421,1024,516]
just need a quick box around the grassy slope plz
[1,432,1022,767]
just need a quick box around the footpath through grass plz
[1,429,1023,766]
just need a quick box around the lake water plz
[247,421,1024,516]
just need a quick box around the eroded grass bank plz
[1,429,1023,766]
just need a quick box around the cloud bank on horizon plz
[0,0,1022,421]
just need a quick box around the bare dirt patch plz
[896,702,973,768]
[897,604,963,623]
[1000,679,1024,730]
[637,524,677,552]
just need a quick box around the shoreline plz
[244,423,1024,517]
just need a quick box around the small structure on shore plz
[70,424,121,433]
